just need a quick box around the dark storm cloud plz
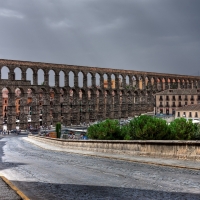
[0,0,200,77]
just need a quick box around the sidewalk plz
[0,136,29,200]
[0,176,21,200]
[24,137,200,170]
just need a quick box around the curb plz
[0,174,30,200]
[25,138,200,171]
[94,155,200,171]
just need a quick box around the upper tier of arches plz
[0,59,200,90]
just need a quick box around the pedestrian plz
[8,130,9,135]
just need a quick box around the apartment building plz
[155,89,200,115]
[175,104,200,120]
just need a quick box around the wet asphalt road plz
[0,135,200,200]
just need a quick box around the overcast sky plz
[1,0,200,76]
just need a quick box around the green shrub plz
[168,118,197,140]
[86,116,199,140]
[56,122,61,138]
[192,124,200,140]
[87,119,121,140]
[120,124,132,140]
[128,115,170,140]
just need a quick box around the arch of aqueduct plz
[0,59,200,130]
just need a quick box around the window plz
[191,95,194,101]
[172,96,176,100]
[179,95,181,100]
[5,100,7,104]
[185,102,187,105]
[183,112,186,117]
[191,102,194,104]
[195,112,198,118]
[159,102,163,107]
[166,102,169,107]
[166,96,169,100]
[159,96,163,101]
[179,102,181,107]
[177,112,180,117]
[189,112,192,117]
[18,100,20,105]
[185,95,188,100]
[172,102,176,107]
[198,95,200,101]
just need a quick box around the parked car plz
[10,129,19,134]
[30,129,40,134]
[10,129,16,133]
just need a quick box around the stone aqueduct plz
[0,59,200,130]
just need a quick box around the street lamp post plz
[88,100,90,122]
[43,122,47,135]
[51,116,53,126]
[70,98,72,126]
[79,99,82,125]
[26,115,30,133]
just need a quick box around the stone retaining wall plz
[28,135,200,161]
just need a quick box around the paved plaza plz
[0,135,200,199]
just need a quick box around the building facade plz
[155,89,200,115]
[175,104,200,121]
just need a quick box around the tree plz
[169,118,197,140]
[129,115,170,140]
[192,124,200,139]
[87,119,121,140]
[86,115,199,140]
[120,124,132,140]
